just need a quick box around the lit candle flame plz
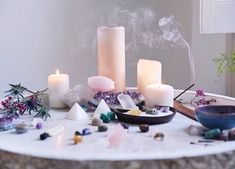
[56,69,60,75]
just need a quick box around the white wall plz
[191,0,227,95]
[0,0,228,97]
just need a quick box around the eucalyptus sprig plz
[0,84,50,120]
[213,52,235,78]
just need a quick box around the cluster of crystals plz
[0,114,16,131]
[93,91,142,105]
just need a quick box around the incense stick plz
[174,84,195,100]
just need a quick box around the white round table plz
[0,90,235,169]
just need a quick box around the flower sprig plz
[190,90,216,107]
[0,84,50,120]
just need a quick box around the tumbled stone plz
[154,132,164,141]
[100,113,110,123]
[74,135,83,144]
[36,123,43,129]
[82,128,92,136]
[98,125,108,132]
[218,133,228,141]
[40,132,50,140]
[139,124,149,133]
[228,129,235,141]
[15,123,28,134]
[91,117,103,126]
[187,125,206,136]
[204,128,221,139]
[128,108,142,116]
[107,111,115,121]
[75,131,82,136]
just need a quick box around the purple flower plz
[196,90,205,97]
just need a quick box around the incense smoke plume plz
[76,7,195,84]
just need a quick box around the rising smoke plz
[76,7,195,84]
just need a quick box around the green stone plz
[100,113,110,123]
[107,111,115,120]
[204,128,221,139]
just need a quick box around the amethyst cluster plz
[0,115,16,131]
[93,91,142,105]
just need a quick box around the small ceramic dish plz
[195,105,235,130]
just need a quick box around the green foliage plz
[213,52,235,77]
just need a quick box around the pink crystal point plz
[108,123,128,148]
[88,76,115,92]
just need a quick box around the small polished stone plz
[40,132,50,140]
[187,125,205,136]
[154,132,164,141]
[15,123,28,134]
[75,131,82,136]
[107,111,115,121]
[145,108,158,115]
[128,109,142,116]
[218,133,228,141]
[82,128,92,135]
[36,123,43,129]
[91,117,102,126]
[98,125,108,132]
[204,128,221,139]
[74,135,83,144]
[100,113,110,123]
[228,129,235,141]
[139,124,149,133]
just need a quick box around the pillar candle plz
[48,70,69,108]
[143,84,174,108]
[97,26,126,92]
[137,59,162,94]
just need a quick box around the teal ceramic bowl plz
[195,105,235,130]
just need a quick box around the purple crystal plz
[0,115,15,131]
[36,123,43,129]
[93,91,142,106]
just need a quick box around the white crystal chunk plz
[63,85,95,108]
[117,94,138,110]
[93,99,111,118]
[66,103,89,122]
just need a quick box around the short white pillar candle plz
[144,84,174,108]
[48,69,69,108]
[137,59,162,94]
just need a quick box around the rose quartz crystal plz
[108,123,128,148]
[88,76,115,92]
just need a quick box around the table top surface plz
[0,90,235,161]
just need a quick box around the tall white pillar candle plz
[137,59,162,94]
[144,84,174,108]
[48,70,69,108]
[97,26,126,92]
